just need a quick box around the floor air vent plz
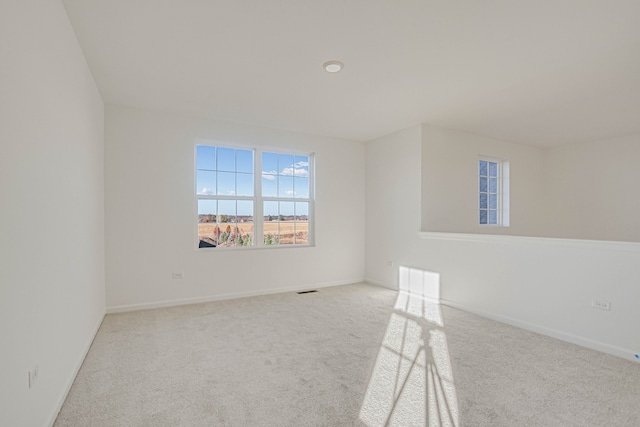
[297,290,318,294]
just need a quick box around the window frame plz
[195,142,315,250]
[478,156,510,227]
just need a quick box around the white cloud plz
[284,190,294,195]
[198,187,214,195]
[226,190,236,195]
[280,167,309,178]
[263,163,309,178]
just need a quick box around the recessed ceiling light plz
[323,60,344,73]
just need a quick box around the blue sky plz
[197,146,310,217]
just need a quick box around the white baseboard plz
[364,277,396,290]
[106,278,365,314]
[48,310,106,427]
[440,298,638,362]
[108,280,639,360]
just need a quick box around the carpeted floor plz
[54,283,640,426]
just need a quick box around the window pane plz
[279,200,295,245]
[197,146,216,170]
[294,202,309,244]
[294,177,309,198]
[218,200,236,221]
[236,200,254,247]
[278,222,295,245]
[280,201,294,217]
[198,200,218,246]
[218,200,236,247]
[489,194,498,209]
[479,160,487,176]
[479,177,487,192]
[237,200,253,218]
[236,149,253,173]
[488,177,498,193]
[488,162,498,177]
[262,174,277,197]
[196,170,216,195]
[295,201,309,218]
[262,152,278,174]
[479,209,488,224]
[279,154,294,177]
[263,225,280,245]
[263,201,278,217]
[488,210,498,224]
[263,201,279,245]
[198,200,218,217]
[217,148,235,172]
[236,172,254,196]
[278,175,294,197]
[217,172,235,196]
[479,193,488,209]
[294,155,310,178]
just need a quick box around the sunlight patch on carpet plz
[360,266,458,426]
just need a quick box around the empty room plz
[2,1,640,426]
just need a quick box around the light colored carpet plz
[54,283,640,426]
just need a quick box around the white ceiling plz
[62,0,640,146]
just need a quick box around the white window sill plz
[196,243,315,252]
[418,231,640,253]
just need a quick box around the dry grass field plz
[198,221,308,246]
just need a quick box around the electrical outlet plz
[592,300,611,311]
[172,272,184,279]
[28,365,39,388]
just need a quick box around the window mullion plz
[498,164,502,225]
[308,154,315,244]
[262,197,308,203]
[255,148,263,247]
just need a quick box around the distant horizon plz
[198,214,309,223]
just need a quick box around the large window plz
[196,144,314,249]
[478,158,509,226]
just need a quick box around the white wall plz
[421,125,640,242]
[422,125,547,236]
[545,133,640,242]
[0,1,105,426]
[105,106,365,310]
[365,125,640,361]
[365,125,423,289]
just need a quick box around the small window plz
[196,144,314,249]
[478,158,509,226]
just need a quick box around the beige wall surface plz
[545,133,640,242]
[105,105,366,309]
[0,1,105,425]
[422,124,640,242]
[365,125,423,288]
[421,125,547,237]
[366,125,640,361]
